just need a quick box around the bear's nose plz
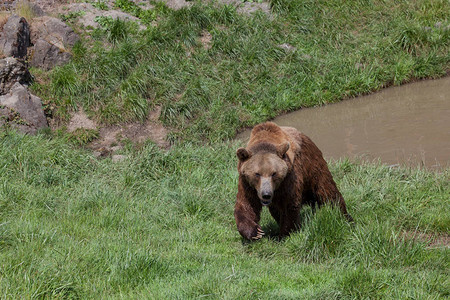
[262,194,272,200]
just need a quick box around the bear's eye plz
[255,173,260,177]
[272,172,277,177]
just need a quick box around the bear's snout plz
[258,178,273,206]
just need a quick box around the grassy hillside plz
[0,131,449,298]
[1,0,449,298]
[32,0,450,142]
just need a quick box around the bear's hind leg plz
[268,206,281,225]
[278,207,301,238]
[314,183,354,223]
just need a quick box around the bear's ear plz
[277,142,290,158]
[236,148,251,161]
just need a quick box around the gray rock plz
[30,16,79,47]
[110,145,123,152]
[0,105,30,133]
[29,0,69,13]
[0,15,31,59]
[111,154,127,162]
[9,1,46,16]
[0,57,32,96]
[0,82,48,134]
[30,38,72,70]
[27,2,46,17]
[0,106,12,127]
[29,16,79,69]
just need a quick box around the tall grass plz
[31,0,450,142]
[0,131,448,298]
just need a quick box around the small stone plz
[112,154,127,162]
[93,151,102,158]
[110,146,123,152]
[278,43,296,52]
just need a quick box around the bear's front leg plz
[234,200,264,240]
[278,207,301,238]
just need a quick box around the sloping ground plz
[4,0,449,147]
[27,0,449,146]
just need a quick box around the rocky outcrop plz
[0,0,16,11]
[56,3,144,30]
[0,82,48,133]
[29,16,79,70]
[0,0,80,69]
[0,57,32,95]
[0,15,31,59]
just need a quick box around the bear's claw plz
[252,228,265,240]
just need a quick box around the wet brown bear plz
[235,122,353,240]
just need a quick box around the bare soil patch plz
[402,231,450,249]
[67,108,96,132]
[89,106,170,154]
[65,106,169,154]
[200,30,212,50]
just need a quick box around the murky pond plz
[238,77,450,169]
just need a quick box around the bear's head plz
[237,142,290,206]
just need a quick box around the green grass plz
[0,131,448,298]
[3,0,450,297]
[31,0,450,143]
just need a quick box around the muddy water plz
[238,77,450,169]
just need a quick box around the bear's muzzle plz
[258,177,273,206]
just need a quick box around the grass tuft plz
[15,0,38,20]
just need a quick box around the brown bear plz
[235,122,353,240]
